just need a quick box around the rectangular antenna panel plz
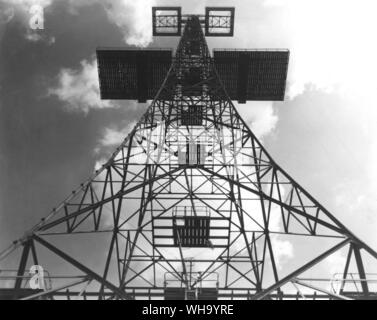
[97,48,172,102]
[213,49,289,103]
[152,7,182,36]
[205,7,235,37]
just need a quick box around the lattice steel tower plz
[1,7,377,300]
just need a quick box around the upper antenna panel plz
[152,7,182,36]
[205,7,235,37]
[152,6,235,37]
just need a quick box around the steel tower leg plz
[1,14,377,301]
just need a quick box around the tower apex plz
[152,6,235,37]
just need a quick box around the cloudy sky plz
[1,0,377,278]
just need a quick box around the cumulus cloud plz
[98,122,136,148]
[4,0,155,47]
[256,0,377,252]
[270,236,294,266]
[326,250,345,277]
[93,121,137,168]
[2,0,53,25]
[2,0,54,43]
[67,0,155,47]
[262,0,377,99]
[0,3,15,24]
[235,101,278,139]
[101,0,155,47]
[268,187,294,267]
[48,58,115,113]
[94,157,108,171]
[24,30,55,44]
[46,0,156,112]
[4,0,52,9]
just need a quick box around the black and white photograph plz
[0,0,377,306]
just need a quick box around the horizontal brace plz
[153,235,229,239]
[154,244,228,248]
[153,217,228,220]
[153,226,229,230]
